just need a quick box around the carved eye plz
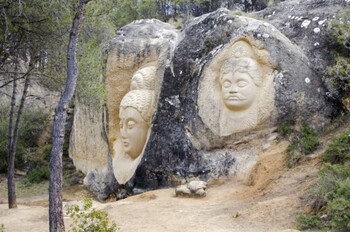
[237,80,248,87]
[127,120,136,129]
[223,80,231,88]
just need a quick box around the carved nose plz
[120,127,127,138]
[229,85,238,93]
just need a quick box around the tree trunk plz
[7,74,17,209]
[49,1,91,231]
[7,60,33,209]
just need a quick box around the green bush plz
[297,214,322,230]
[300,125,320,155]
[0,224,5,232]
[0,106,50,173]
[328,179,350,231]
[326,9,350,54]
[287,124,320,167]
[67,198,117,232]
[288,125,320,155]
[277,122,294,137]
[327,56,350,102]
[322,127,350,164]
[298,127,350,231]
[26,166,50,184]
[20,108,49,147]
[41,144,52,162]
[325,9,350,110]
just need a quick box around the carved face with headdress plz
[119,89,154,159]
[219,57,262,111]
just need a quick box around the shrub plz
[288,125,320,155]
[277,122,294,137]
[322,127,350,164]
[41,144,52,162]
[0,224,4,232]
[325,9,350,110]
[326,8,350,54]
[20,108,49,147]
[0,105,50,173]
[328,179,350,231]
[297,214,322,230]
[298,127,350,231]
[67,198,117,232]
[327,56,350,103]
[287,124,320,167]
[26,166,50,184]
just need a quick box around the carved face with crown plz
[219,57,262,111]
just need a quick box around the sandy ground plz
[0,140,322,232]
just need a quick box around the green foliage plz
[76,34,108,108]
[287,124,320,167]
[20,108,50,147]
[277,122,294,137]
[327,56,350,102]
[1,0,73,70]
[326,9,350,54]
[322,127,350,164]
[328,179,350,231]
[67,198,118,232]
[297,214,322,230]
[137,0,159,19]
[325,9,350,110]
[298,127,350,231]
[299,125,320,155]
[0,105,50,172]
[107,0,139,28]
[41,144,52,162]
[0,224,4,232]
[26,166,50,184]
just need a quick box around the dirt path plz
[0,139,323,232]
[105,141,320,232]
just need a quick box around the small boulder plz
[175,180,207,198]
[175,185,191,197]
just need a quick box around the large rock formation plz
[69,1,348,199]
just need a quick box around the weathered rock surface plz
[135,7,337,190]
[69,103,117,199]
[70,1,348,198]
[256,0,349,102]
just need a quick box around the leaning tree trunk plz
[49,1,91,231]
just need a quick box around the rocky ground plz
[0,137,326,232]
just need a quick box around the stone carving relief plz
[112,66,156,185]
[198,39,275,136]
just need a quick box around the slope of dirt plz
[0,138,324,232]
[103,140,321,232]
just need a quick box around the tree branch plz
[0,67,34,89]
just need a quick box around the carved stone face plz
[220,71,258,111]
[119,107,149,159]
